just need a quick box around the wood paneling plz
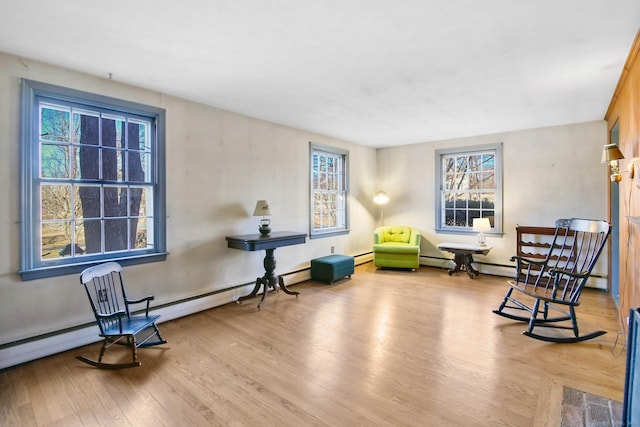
[0,265,625,426]
[605,29,640,329]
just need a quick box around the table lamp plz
[472,218,491,246]
[253,200,272,235]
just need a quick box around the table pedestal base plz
[237,248,299,310]
[449,253,479,278]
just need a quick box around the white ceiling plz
[1,1,638,147]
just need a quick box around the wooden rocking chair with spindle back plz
[493,218,610,343]
[77,262,166,368]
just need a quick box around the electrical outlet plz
[331,246,335,253]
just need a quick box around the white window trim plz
[309,142,350,239]
[434,143,503,235]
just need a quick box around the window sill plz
[310,229,350,239]
[19,252,169,281]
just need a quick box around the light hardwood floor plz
[0,264,628,426]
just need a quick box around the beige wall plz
[0,52,378,348]
[377,121,609,278]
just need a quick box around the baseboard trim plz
[420,256,607,289]
[0,252,374,370]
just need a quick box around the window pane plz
[41,144,70,178]
[133,216,154,249]
[128,151,150,183]
[131,186,152,217]
[444,209,454,226]
[481,193,495,210]
[78,219,102,255]
[469,154,482,172]
[454,193,467,208]
[481,154,494,170]
[444,193,455,208]
[41,184,72,220]
[104,219,128,252]
[455,156,468,174]
[469,192,481,210]
[76,186,101,219]
[104,187,128,217]
[40,106,70,143]
[455,210,467,227]
[41,221,71,259]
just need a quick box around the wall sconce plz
[472,217,491,246]
[602,144,636,183]
[602,144,626,182]
[373,191,389,225]
[253,200,272,235]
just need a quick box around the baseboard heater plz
[0,252,373,370]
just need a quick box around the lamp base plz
[477,233,486,246]
[258,218,271,235]
[258,225,271,235]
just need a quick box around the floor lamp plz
[373,191,389,225]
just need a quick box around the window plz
[435,143,502,234]
[20,80,167,280]
[309,143,349,238]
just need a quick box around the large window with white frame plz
[309,143,349,238]
[20,80,167,280]
[435,143,502,235]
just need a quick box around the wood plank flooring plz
[0,264,628,426]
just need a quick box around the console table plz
[437,243,492,278]
[226,231,307,310]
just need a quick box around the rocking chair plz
[493,218,610,343]
[77,262,166,368]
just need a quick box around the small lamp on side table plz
[253,200,272,235]
[473,218,491,246]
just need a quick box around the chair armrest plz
[126,296,155,304]
[374,230,383,244]
[409,229,421,247]
[549,268,589,280]
[509,255,547,266]
[126,296,155,316]
[96,310,127,319]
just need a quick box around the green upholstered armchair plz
[373,226,421,270]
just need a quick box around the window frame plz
[309,142,350,239]
[19,79,167,280]
[434,143,503,236]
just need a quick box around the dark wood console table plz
[437,243,492,279]
[226,231,307,310]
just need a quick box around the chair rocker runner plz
[493,218,610,343]
[77,262,166,369]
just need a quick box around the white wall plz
[376,122,609,279]
[0,50,610,368]
[0,52,378,361]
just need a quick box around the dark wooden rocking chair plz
[77,262,167,368]
[493,218,610,343]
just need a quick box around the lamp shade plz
[472,217,491,232]
[253,200,272,216]
[373,191,389,205]
[602,144,625,163]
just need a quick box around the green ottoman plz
[311,255,355,284]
